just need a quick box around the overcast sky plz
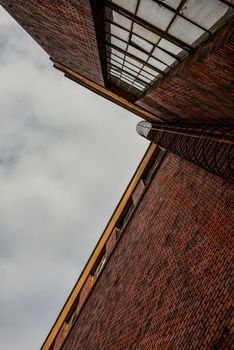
[0,6,148,350]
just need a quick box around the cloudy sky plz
[0,6,148,350]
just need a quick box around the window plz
[116,197,135,231]
[90,247,107,282]
[142,147,166,184]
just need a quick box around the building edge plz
[41,143,167,350]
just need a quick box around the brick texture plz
[0,0,104,86]
[136,21,234,125]
[62,153,234,350]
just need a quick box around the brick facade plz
[136,21,234,125]
[62,153,234,350]
[0,0,104,86]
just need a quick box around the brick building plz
[1,1,233,349]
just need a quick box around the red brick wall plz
[0,0,104,86]
[62,153,234,350]
[136,21,234,125]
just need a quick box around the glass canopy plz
[104,0,233,98]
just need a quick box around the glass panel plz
[138,74,151,83]
[124,61,141,72]
[131,34,153,52]
[110,70,121,78]
[133,82,146,90]
[127,45,149,61]
[137,0,174,30]
[141,71,156,80]
[121,71,135,80]
[180,0,229,30]
[110,66,121,74]
[152,47,176,66]
[148,57,168,71]
[125,56,144,68]
[120,76,133,84]
[112,11,132,30]
[168,16,206,45]
[123,65,139,76]
[112,0,138,14]
[111,48,125,59]
[132,85,141,91]
[158,38,183,55]
[110,24,129,42]
[111,36,127,50]
[110,54,124,64]
[158,0,182,9]
[143,66,160,76]
[111,59,123,68]
[132,23,160,44]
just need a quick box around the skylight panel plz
[137,0,174,31]
[125,56,144,69]
[112,0,138,14]
[120,75,134,84]
[132,23,160,44]
[124,61,141,73]
[110,59,123,69]
[110,69,121,78]
[138,74,151,83]
[122,65,139,76]
[152,47,176,66]
[112,11,132,30]
[158,38,183,55]
[127,45,149,61]
[110,36,127,50]
[110,24,129,42]
[180,0,229,30]
[141,70,157,80]
[110,48,125,59]
[148,57,168,71]
[143,66,160,77]
[131,34,153,52]
[168,17,206,45]
[109,54,124,65]
[157,0,182,9]
[132,81,146,90]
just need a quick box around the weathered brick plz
[136,21,234,124]
[61,154,234,350]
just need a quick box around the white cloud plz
[0,6,148,350]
